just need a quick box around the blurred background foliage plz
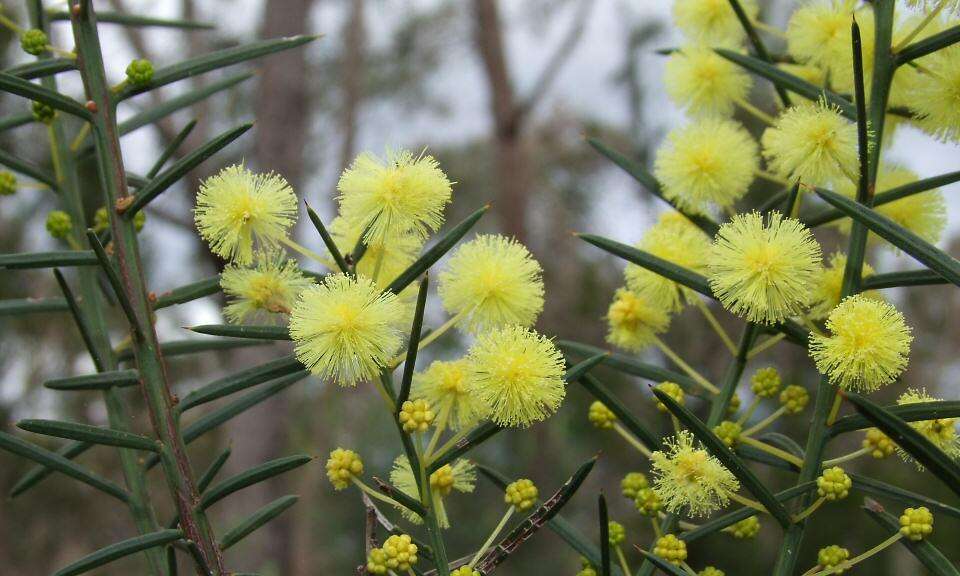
[0,0,958,574]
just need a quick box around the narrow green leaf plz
[178,355,305,412]
[851,473,960,521]
[814,188,960,286]
[45,370,140,391]
[558,340,700,393]
[52,529,183,576]
[599,494,611,576]
[118,35,318,100]
[47,9,214,29]
[845,393,960,497]
[187,324,290,340]
[726,0,791,105]
[681,482,816,542]
[304,201,350,274]
[397,276,429,408]
[8,440,92,498]
[118,72,253,137]
[0,72,91,119]
[0,297,68,316]
[220,495,299,551]
[386,204,490,294]
[53,268,106,371]
[759,432,805,459]
[0,431,127,502]
[117,338,274,362]
[475,456,598,573]
[862,499,960,576]
[830,400,960,435]
[896,23,960,64]
[563,353,608,383]
[154,277,221,309]
[198,448,232,494]
[86,231,143,335]
[147,120,197,178]
[0,148,57,188]
[4,58,75,80]
[0,250,97,269]
[715,49,855,119]
[427,422,502,473]
[577,233,712,295]
[124,123,253,216]
[860,269,948,290]
[0,112,34,132]
[372,476,427,517]
[18,419,157,452]
[652,387,793,528]
[577,373,659,450]
[201,455,312,510]
[587,138,719,236]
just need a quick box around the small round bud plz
[368,534,418,573]
[713,420,742,448]
[779,384,810,414]
[325,448,363,490]
[588,400,617,429]
[430,464,456,497]
[20,29,48,56]
[45,210,73,240]
[134,209,146,232]
[727,515,759,539]
[32,100,57,124]
[366,547,388,574]
[652,534,687,565]
[93,207,110,232]
[817,467,852,501]
[125,59,154,86]
[0,171,17,196]
[899,506,934,541]
[634,487,662,517]
[727,392,741,415]
[504,478,538,511]
[608,520,626,546]
[621,471,649,499]
[700,568,725,576]
[577,559,598,576]
[398,399,434,433]
[750,367,781,398]
[817,545,850,573]
[451,566,480,576]
[862,428,895,459]
[655,381,685,413]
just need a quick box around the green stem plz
[615,545,631,576]
[736,397,762,426]
[652,336,719,394]
[468,506,515,568]
[791,496,826,523]
[822,446,871,467]
[746,333,786,359]
[742,406,786,436]
[734,96,775,124]
[351,477,404,509]
[613,422,652,458]
[427,426,474,466]
[739,435,804,468]
[424,399,452,460]
[728,491,768,514]
[692,298,737,355]
[893,0,947,51]
[280,236,337,269]
[389,309,468,368]
[810,533,903,576]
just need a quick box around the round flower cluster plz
[32,101,56,124]
[899,507,934,541]
[366,534,418,574]
[451,566,480,576]
[817,545,850,574]
[125,59,154,86]
[20,29,48,56]
[713,421,742,448]
[750,367,781,398]
[654,381,685,413]
[727,515,760,539]
[862,428,896,459]
[45,210,73,240]
[607,521,626,546]
[621,472,648,499]
[779,385,810,414]
[653,534,687,565]
[325,448,363,490]
[588,401,617,429]
[0,172,16,196]
[634,487,662,517]
[817,467,852,501]
[504,478,538,511]
[398,399,435,433]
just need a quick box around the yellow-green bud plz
[700,567,725,576]
[817,545,849,573]
[398,399,434,433]
[505,478,538,511]
[20,29,48,56]
[727,515,759,539]
[134,209,146,232]
[779,385,809,414]
[750,367,781,398]
[325,448,362,490]
[125,59,154,86]
[588,400,617,429]
[0,171,17,196]
[576,569,598,576]
[817,467,852,501]
[862,428,895,459]
[652,534,687,565]
[367,534,418,573]
[899,506,934,541]
[32,100,56,124]
[93,207,110,232]
[713,420,742,448]
[655,381,685,413]
[451,566,480,576]
[634,487,662,516]
[430,464,456,497]
[727,392,741,416]
[45,210,73,240]
[621,471,649,499]
[608,520,626,546]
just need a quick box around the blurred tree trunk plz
[338,0,366,174]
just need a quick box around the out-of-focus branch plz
[338,0,366,173]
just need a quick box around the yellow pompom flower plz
[412,359,489,430]
[896,388,960,464]
[785,1,873,94]
[367,534,418,574]
[329,215,422,288]
[625,212,712,312]
[650,431,740,517]
[809,295,913,391]
[835,165,947,247]
[195,164,297,264]
[391,456,475,528]
[220,252,315,323]
[664,47,753,117]
[605,289,671,352]
[289,273,405,386]
[337,149,452,242]
[707,211,822,325]
[911,45,960,141]
[809,252,878,320]
[654,119,759,215]
[863,428,896,459]
[672,0,758,47]
[466,325,566,427]
[437,234,544,333]
[325,448,363,490]
[761,100,859,185]
[906,0,960,13]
